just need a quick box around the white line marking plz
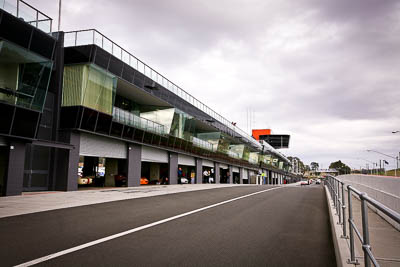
[14,186,282,267]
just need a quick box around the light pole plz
[392,130,399,134]
[58,0,62,32]
[366,149,398,177]
[357,158,376,175]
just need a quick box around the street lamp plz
[366,149,399,177]
[392,130,399,134]
[357,158,377,175]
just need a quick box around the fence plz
[0,0,52,33]
[325,175,400,267]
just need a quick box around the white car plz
[316,179,321,184]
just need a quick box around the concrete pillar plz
[195,158,202,184]
[56,131,80,191]
[126,143,141,187]
[4,141,26,196]
[214,162,220,184]
[239,167,243,184]
[228,165,233,184]
[169,152,178,184]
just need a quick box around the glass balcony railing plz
[112,107,167,136]
[64,29,262,150]
[0,0,53,33]
[190,136,215,152]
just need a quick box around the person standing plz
[203,169,209,183]
[190,170,195,184]
[178,167,183,184]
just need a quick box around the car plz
[180,178,189,184]
[300,180,309,186]
[140,177,149,185]
[114,174,127,187]
[316,179,321,184]
[78,176,93,185]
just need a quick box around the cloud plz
[29,0,400,170]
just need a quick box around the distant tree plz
[310,162,319,171]
[329,160,351,175]
[304,165,311,171]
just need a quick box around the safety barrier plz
[325,175,400,267]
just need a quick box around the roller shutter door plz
[242,169,248,180]
[232,166,239,173]
[202,160,214,167]
[219,163,228,169]
[141,146,168,163]
[178,154,195,166]
[80,133,127,159]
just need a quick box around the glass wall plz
[0,40,52,112]
[62,64,116,115]
[170,109,193,139]
[140,108,175,134]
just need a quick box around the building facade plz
[0,1,293,196]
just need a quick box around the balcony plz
[112,107,167,136]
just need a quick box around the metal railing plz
[0,0,52,33]
[325,175,400,267]
[63,29,263,150]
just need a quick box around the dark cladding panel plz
[0,104,14,134]
[60,106,81,129]
[11,108,40,138]
[64,45,93,64]
[108,55,123,76]
[80,107,98,132]
[121,63,135,83]
[133,70,145,88]
[29,29,56,59]
[95,112,113,135]
[93,47,110,70]
[0,11,32,49]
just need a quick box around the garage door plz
[178,154,195,166]
[80,133,127,159]
[219,163,228,169]
[232,166,239,173]
[141,146,168,163]
[242,169,248,179]
[202,160,214,167]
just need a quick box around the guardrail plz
[325,175,400,267]
[0,0,52,33]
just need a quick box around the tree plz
[310,162,319,171]
[329,160,351,175]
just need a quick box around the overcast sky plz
[31,0,400,170]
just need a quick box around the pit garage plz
[78,133,128,188]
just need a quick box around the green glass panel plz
[62,64,116,115]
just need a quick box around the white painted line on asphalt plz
[14,186,283,267]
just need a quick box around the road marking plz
[14,186,282,267]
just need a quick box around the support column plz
[4,141,26,196]
[228,165,233,184]
[195,158,202,184]
[56,131,80,191]
[239,167,243,184]
[169,152,178,184]
[126,143,141,187]
[214,162,220,184]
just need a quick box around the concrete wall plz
[337,174,400,230]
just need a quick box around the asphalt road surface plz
[0,185,336,267]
